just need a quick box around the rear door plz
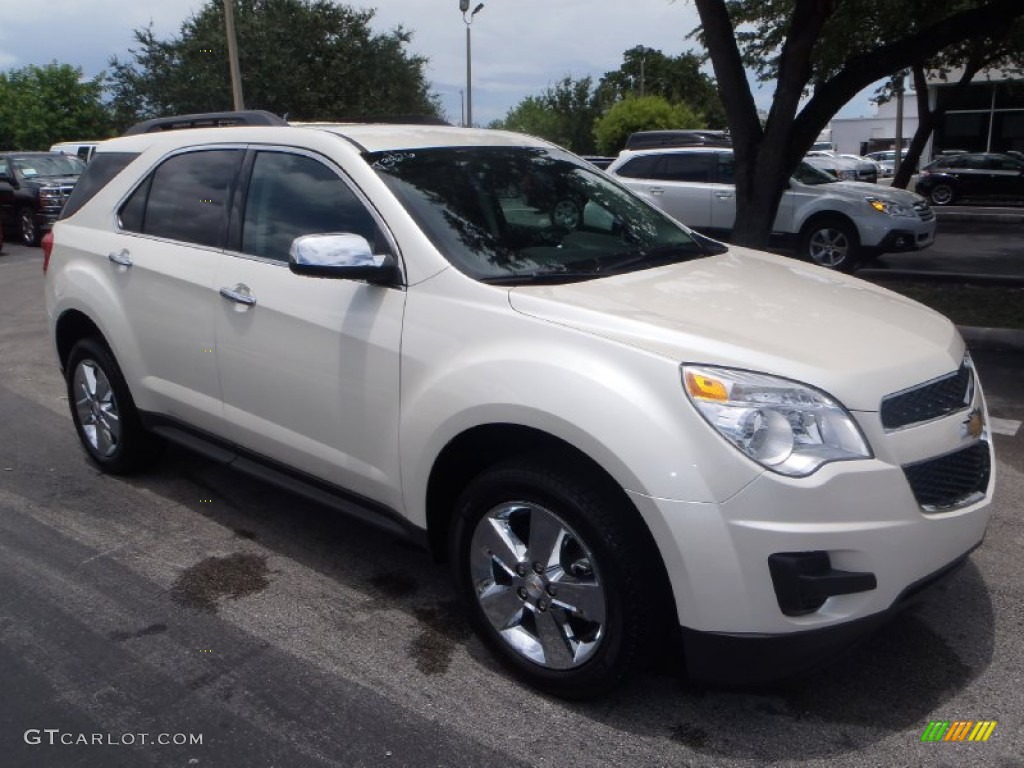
[613,152,714,229]
[109,147,243,432]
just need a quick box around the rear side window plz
[615,155,660,179]
[659,153,713,183]
[119,149,243,248]
[60,152,139,220]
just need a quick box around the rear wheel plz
[451,456,662,698]
[800,217,860,272]
[66,338,162,474]
[928,183,955,206]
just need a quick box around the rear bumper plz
[680,545,977,684]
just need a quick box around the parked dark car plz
[915,152,1024,206]
[0,152,85,245]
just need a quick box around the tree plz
[596,46,727,128]
[107,0,440,128]
[593,96,705,154]
[491,76,602,154]
[0,63,112,149]
[692,0,1024,250]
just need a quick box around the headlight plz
[866,197,910,217]
[682,365,872,477]
[39,188,59,200]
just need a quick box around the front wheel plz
[66,338,163,474]
[451,457,661,698]
[800,218,861,272]
[19,207,39,247]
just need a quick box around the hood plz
[823,180,925,205]
[23,176,79,188]
[508,248,962,412]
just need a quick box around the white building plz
[830,68,1024,161]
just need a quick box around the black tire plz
[927,183,956,206]
[450,455,663,698]
[65,337,163,474]
[19,207,39,247]
[799,217,861,272]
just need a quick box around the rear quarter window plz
[60,152,139,220]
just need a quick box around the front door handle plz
[714,191,734,199]
[648,186,664,196]
[219,284,257,307]
[108,249,132,267]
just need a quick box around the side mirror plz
[288,233,400,285]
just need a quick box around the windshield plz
[11,154,85,179]
[367,146,709,284]
[792,161,837,186]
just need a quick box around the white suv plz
[607,146,936,271]
[44,116,993,697]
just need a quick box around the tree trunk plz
[692,0,1024,250]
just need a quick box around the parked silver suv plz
[608,146,936,271]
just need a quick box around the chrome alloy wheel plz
[807,226,851,268]
[73,359,121,458]
[469,501,606,669]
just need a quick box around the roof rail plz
[291,115,452,126]
[624,129,732,150]
[122,110,287,136]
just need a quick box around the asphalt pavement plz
[1,241,1022,768]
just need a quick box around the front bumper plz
[679,545,977,684]
[625,382,994,684]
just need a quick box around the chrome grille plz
[880,363,972,430]
[903,442,990,512]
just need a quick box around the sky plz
[0,0,880,128]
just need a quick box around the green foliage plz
[593,96,705,155]
[596,46,726,128]
[0,63,112,149]
[106,0,440,127]
[490,76,601,153]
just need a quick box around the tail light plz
[42,231,54,274]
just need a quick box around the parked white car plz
[608,146,936,271]
[44,115,993,697]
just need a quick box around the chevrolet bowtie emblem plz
[963,408,985,440]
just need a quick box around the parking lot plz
[1,238,1022,767]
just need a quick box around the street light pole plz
[460,2,484,127]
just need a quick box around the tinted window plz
[659,153,713,183]
[120,149,243,248]
[61,152,139,220]
[369,146,704,284]
[241,151,384,262]
[615,155,660,179]
[716,154,735,184]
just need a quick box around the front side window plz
[791,161,837,186]
[119,149,243,248]
[240,151,386,262]
[368,146,709,284]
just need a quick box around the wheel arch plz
[798,210,860,243]
[55,309,106,373]
[425,421,680,628]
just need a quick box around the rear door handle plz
[219,284,257,307]
[714,192,734,199]
[648,186,664,196]
[108,249,132,267]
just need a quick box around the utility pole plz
[224,0,245,111]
